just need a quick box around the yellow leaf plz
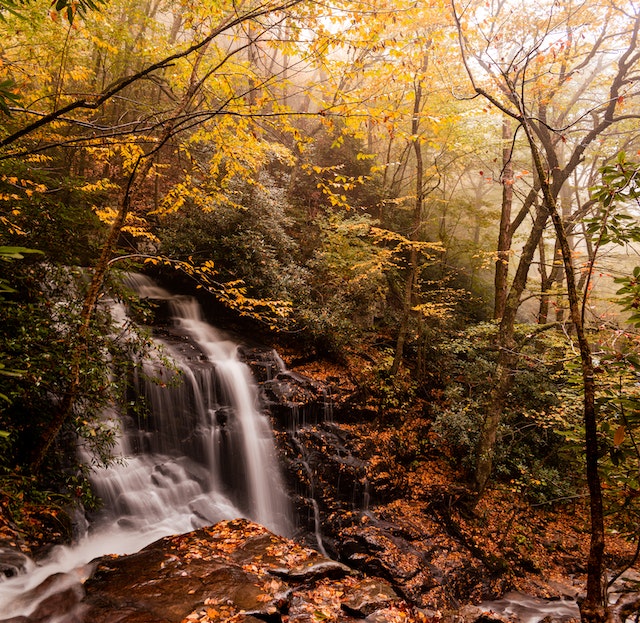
[614,425,625,447]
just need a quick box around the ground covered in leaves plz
[279,349,639,614]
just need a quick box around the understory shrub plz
[429,323,582,504]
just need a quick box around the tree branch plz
[0,0,303,149]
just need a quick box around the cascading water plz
[94,273,292,535]
[0,274,292,620]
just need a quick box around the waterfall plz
[0,274,292,620]
[92,273,292,535]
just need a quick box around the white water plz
[0,274,292,621]
[480,591,580,622]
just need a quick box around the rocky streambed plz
[0,341,637,622]
[239,347,594,622]
[0,516,598,623]
[1,518,436,623]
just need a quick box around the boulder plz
[338,519,438,607]
[340,577,398,617]
[9,518,431,623]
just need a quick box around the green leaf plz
[50,0,105,23]
[0,246,43,260]
[0,79,20,116]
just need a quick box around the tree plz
[0,0,319,471]
[301,0,481,375]
[453,1,640,619]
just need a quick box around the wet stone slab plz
[12,518,433,623]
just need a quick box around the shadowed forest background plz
[3,0,640,620]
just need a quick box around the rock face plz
[5,519,437,623]
[275,421,478,611]
[240,346,332,429]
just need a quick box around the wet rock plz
[457,606,513,623]
[82,523,291,623]
[263,373,330,429]
[271,559,353,582]
[241,346,331,429]
[26,584,86,622]
[281,424,370,519]
[0,547,31,580]
[279,421,489,610]
[338,520,437,607]
[544,580,580,600]
[340,577,398,617]
[0,567,92,623]
[238,346,286,383]
[66,519,424,623]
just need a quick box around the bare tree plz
[453,1,640,618]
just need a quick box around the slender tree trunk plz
[578,219,595,295]
[539,238,563,323]
[524,123,606,622]
[30,171,139,472]
[475,204,549,494]
[29,47,210,473]
[391,246,418,376]
[247,23,259,106]
[451,7,640,607]
[538,237,549,323]
[471,210,481,288]
[554,187,573,323]
[494,117,514,320]
[391,51,429,376]
[474,335,516,493]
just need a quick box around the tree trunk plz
[523,123,606,622]
[539,238,563,324]
[391,50,429,376]
[451,6,640,606]
[390,247,417,376]
[543,186,574,323]
[538,237,549,323]
[29,172,138,472]
[475,203,549,494]
[474,340,515,493]
[494,117,514,320]
[28,46,211,472]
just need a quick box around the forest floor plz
[282,348,640,610]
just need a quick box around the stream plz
[480,591,580,622]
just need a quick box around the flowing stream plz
[0,274,292,620]
[480,591,580,622]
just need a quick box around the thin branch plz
[0,0,304,148]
